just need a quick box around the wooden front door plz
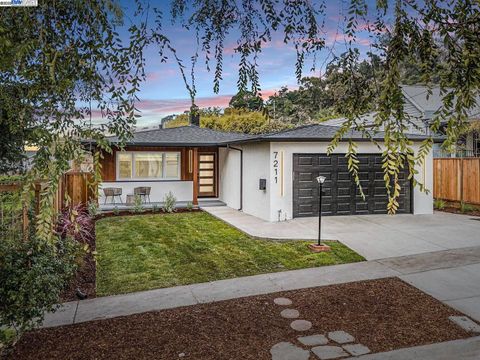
[198,152,217,197]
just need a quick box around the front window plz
[117,152,181,180]
[118,153,132,179]
[135,153,163,178]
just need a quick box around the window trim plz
[116,151,181,181]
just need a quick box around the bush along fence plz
[0,172,96,240]
[0,182,30,241]
[433,158,480,205]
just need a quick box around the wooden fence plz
[0,172,96,241]
[0,182,29,241]
[433,158,480,205]
[62,171,96,208]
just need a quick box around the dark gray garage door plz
[293,154,412,217]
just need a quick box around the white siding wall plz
[99,181,193,204]
[240,141,433,222]
[242,142,271,220]
[218,147,241,209]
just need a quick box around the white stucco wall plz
[99,181,193,204]
[241,142,271,220]
[218,147,241,209]
[262,142,433,221]
[412,150,434,214]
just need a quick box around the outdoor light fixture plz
[309,175,331,252]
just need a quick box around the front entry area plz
[198,152,217,197]
[292,153,412,217]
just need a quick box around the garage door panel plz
[293,153,412,217]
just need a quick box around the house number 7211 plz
[273,151,279,183]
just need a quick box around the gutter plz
[226,145,243,211]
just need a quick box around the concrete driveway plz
[321,211,480,260]
[204,207,480,260]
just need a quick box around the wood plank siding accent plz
[192,148,199,205]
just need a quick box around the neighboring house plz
[94,121,434,221]
[322,85,480,157]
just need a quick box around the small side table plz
[126,195,136,205]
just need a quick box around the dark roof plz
[253,124,431,142]
[99,123,434,147]
[107,125,254,146]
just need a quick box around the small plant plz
[152,204,159,213]
[132,195,144,213]
[433,199,446,210]
[56,205,94,248]
[113,206,120,216]
[162,191,177,213]
[460,202,474,214]
[87,201,98,217]
[186,201,193,211]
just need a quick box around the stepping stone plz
[311,345,349,359]
[327,330,355,344]
[270,342,310,360]
[280,309,300,319]
[290,320,312,331]
[449,316,480,333]
[298,334,328,346]
[274,297,293,306]
[343,343,371,356]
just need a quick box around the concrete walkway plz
[43,246,480,328]
[203,206,480,260]
[358,336,480,360]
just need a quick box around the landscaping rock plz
[297,334,328,346]
[290,320,312,331]
[343,343,371,356]
[274,297,293,306]
[449,316,480,333]
[280,308,300,319]
[311,345,349,359]
[327,330,355,344]
[270,342,310,360]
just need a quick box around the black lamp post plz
[316,175,326,246]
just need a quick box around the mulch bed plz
[60,251,96,302]
[439,207,480,217]
[11,278,473,360]
[96,207,201,219]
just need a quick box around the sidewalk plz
[42,245,480,328]
[359,336,480,360]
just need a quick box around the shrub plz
[152,204,159,213]
[186,201,193,211]
[460,202,474,213]
[162,191,177,213]
[0,236,78,342]
[433,199,446,210]
[132,195,144,213]
[113,206,120,216]
[56,204,94,249]
[87,201,98,217]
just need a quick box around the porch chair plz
[133,186,151,204]
[103,187,123,204]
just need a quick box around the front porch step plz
[198,199,226,207]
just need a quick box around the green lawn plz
[95,212,364,296]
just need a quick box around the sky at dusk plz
[117,0,386,127]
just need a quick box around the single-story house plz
[94,121,434,222]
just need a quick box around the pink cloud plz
[146,69,177,82]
